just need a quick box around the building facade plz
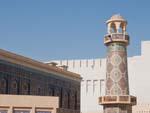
[0,94,59,113]
[0,49,81,113]
[49,40,150,113]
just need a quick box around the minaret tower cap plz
[104,14,129,45]
[106,14,127,24]
[106,14,128,34]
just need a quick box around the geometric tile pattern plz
[104,105,132,113]
[106,43,129,95]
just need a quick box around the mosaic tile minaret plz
[99,15,137,113]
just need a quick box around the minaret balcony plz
[99,95,136,106]
[104,33,129,45]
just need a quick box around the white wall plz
[48,41,150,113]
[129,41,150,104]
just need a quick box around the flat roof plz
[0,49,81,81]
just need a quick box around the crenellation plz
[86,60,88,67]
[93,59,95,68]
[66,60,69,66]
[60,60,62,66]
[52,58,104,69]
[141,41,150,58]
[94,59,102,69]
[72,60,75,68]
[63,60,68,66]
[74,60,81,69]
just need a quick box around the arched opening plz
[37,87,41,95]
[75,91,77,110]
[60,88,63,108]
[22,82,29,95]
[11,80,19,94]
[0,78,7,94]
[49,87,54,96]
[118,27,122,33]
[52,88,54,96]
[110,23,117,33]
[28,82,30,95]
[119,23,124,33]
[68,91,70,109]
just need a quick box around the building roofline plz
[0,49,81,81]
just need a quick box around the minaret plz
[99,14,136,113]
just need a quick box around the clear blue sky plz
[0,0,150,61]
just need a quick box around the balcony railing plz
[104,33,129,45]
[99,95,136,106]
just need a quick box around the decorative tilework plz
[110,69,122,82]
[106,42,129,95]
[111,54,122,66]
[104,105,132,113]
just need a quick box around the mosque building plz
[0,49,81,113]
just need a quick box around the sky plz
[0,0,150,61]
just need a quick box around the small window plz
[0,110,8,113]
[36,108,51,113]
[13,108,30,113]
[12,80,18,90]
[23,83,28,91]
[68,92,70,109]
[14,110,30,113]
[74,91,77,110]
[49,88,54,96]
[36,111,51,113]
[37,87,41,95]
[0,79,6,88]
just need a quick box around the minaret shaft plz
[106,42,129,96]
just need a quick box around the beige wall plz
[133,104,150,113]
[0,94,59,113]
